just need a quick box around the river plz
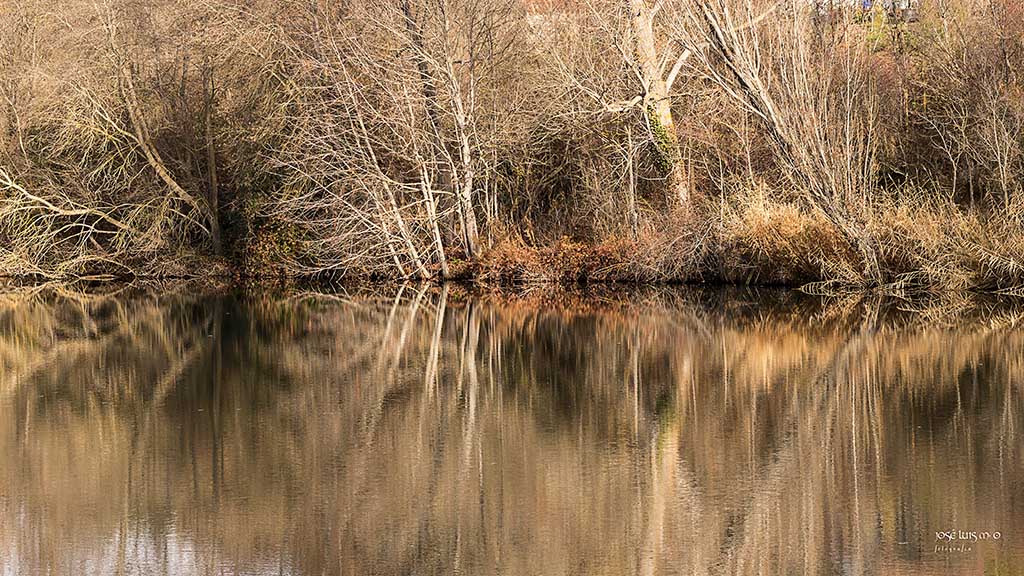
[1,286,1021,575]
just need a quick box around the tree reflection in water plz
[0,287,1021,575]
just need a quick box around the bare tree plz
[547,0,697,209]
[680,0,884,284]
[266,0,528,278]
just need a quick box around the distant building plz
[865,0,919,21]
[861,0,916,8]
[814,0,919,21]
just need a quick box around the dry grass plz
[713,183,853,286]
[476,233,638,285]
[475,182,1024,296]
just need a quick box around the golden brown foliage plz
[1,0,1023,293]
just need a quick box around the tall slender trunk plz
[420,169,450,278]
[203,59,222,255]
[403,0,481,259]
[383,181,430,280]
[347,79,429,279]
[450,75,480,259]
[402,0,455,242]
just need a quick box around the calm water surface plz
[1,287,1022,575]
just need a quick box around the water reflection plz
[0,287,1022,575]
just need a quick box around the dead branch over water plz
[2,1,1024,294]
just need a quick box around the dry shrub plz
[476,236,544,285]
[714,184,851,286]
[0,0,288,279]
[864,191,1024,294]
[478,234,637,286]
[613,206,707,282]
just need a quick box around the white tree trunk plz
[629,0,690,207]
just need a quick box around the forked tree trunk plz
[449,69,481,259]
[629,0,690,207]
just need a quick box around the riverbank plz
[471,191,1024,296]
[5,188,1023,298]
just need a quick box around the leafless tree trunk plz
[629,0,691,206]
[202,58,222,255]
[402,0,482,260]
[420,169,450,278]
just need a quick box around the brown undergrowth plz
[473,185,1024,297]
